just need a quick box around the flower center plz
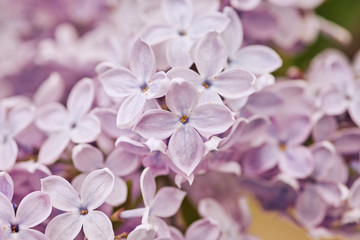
[179,114,189,124]
[80,208,89,215]
[202,80,212,89]
[279,143,286,152]
[11,225,19,233]
[140,83,149,92]
[178,30,187,36]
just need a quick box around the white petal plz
[8,104,34,137]
[0,172,14,200]
[34,72,64,106]
[0,192,15,224]
[127,224,156,240]
[83,211,114,240]
[18,229,49,240]
[130,39,156,84]
[72,144,104,172]
[105,177,128,206]
[166,80,199,115]
[222,7,243,54]
[38,131,70,165]
[116,93,146,129]
[70,114,101,143]
[45,213,84,240]
[0,138,18,171]
[41,175,81,211]
[162,0,193,30]
[36,103,69,133]
[166,37,194,68]
[81,168,114,210]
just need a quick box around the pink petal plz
[162,0,193,30]
[16,191,51,228]
[189,13,230,39]
[81,168,114,210]
[166,80,199,115]
[232,45,282,74]
[0,138,17,171]
[105,177,128,206]
[212,69,255,99]
[41,175,81,211]
[166,37,194,68]
[67,78,95,121]
[0,172,14,200]
[150,187,186,218]
[190,104,233,138]
[116,93,146,128]
[18,229,49,240]
[140,168,156,207]
[130,39,156,84]
[38,131,70,165]
[194,32,227,78]
[168,125,205,176]
[141,24,177,45]
[70,114,101,143]
[0,192,15,224]
[222,7,243,54]
[279,146,314,179]
[36,103,69,133]
[72,144,104,172]
[45,213,84,240]
[100,68,140,98]
[230,0,261,10]
[33,72,64,106]
[295,186,327,227]
[83,211,114,240]
[185,219,220,240]
[134,109,178,139]
[106,147,141,176]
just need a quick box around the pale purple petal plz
[194,31,227,78]
[146,72,170,99]
[127,225,156,240]
[130,39,156,83]
[279,146,314,179]
[232,45,282,74]
[166,37,194,68]
[222,7,243,54]
[41,175,81,211]
[318,85,347,115]
[83,211,114,240]
[162,0,193,30]
[115,136,149,155]
[16,191,51,228]
[18,229,49,240]
[230,0,261,10]
[349,178,360,208]
[72,144,104,172]
[150,187,186,218]
[81,168,114,210]
[0,192,15,223]
[45,213,84,240]
[93,108,131,138]
[332,128,360,155]
[70,114,101,143]
[8,105,34,137]
[212,69,255,99]
[198,90,223,105]
[134,109,179,139]
[313,115,337,142]
[243,143,279,176]
[100,68,140,98]
[0,138,17,171]
[0,172,13,200]
[198,198,231,228]
[141,168,156,207]
[105,177,127,206]
[315,182,341,206]
[36,103,69,132]
[67,78,95,121]
[189,13,230,39]
[116,93,146,128]
[311,142,336,181]
[38,131,70,165]
[349,93,360,127]
[34,72,64,106]
[185,219,220,240]
[190,104,233,138]
[105,147,141,176]
[295,186,327,227]
[166,80,199,115]
[168,125,205,176]
[167,67,202,86]
[141,25,177,45]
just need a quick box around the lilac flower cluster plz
[0,0,359,239]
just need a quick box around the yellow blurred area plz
[248,197,348,240]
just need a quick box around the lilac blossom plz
[135,80,234,176]
[41,168,115,240]
[36,78,101,165]
[100,38,169,128]
[140,0,230,67]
